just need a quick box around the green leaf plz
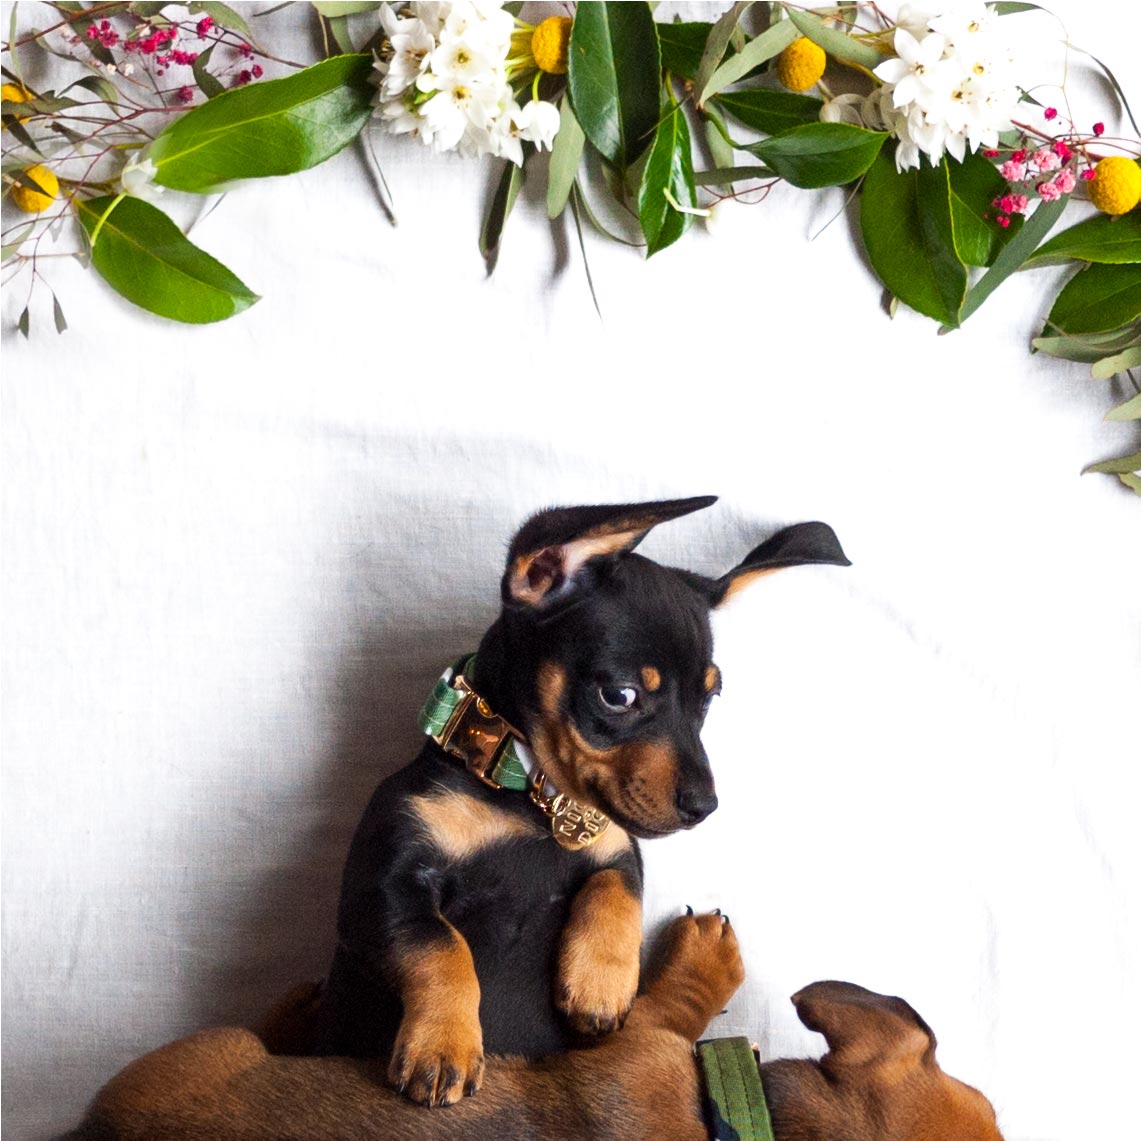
[658,21,713,81]
[1025,212,1141,267]
[1,222,34,262]
[148,54,374,193]
[752,122,885,188]
[693,165,772,185]
[51,291,67,334]
[480,158,525,273]
[1047,262,1141,335]
[66,74,120,104]
[700,19,797,105]
[1032,323,1141,363]
[1116,471,1141,494]
[860,149,966,326]
[637,102,697,257]
[188,1,254,41]
[568,3,661,168]
[785,6,883,69]
[76,195,259,324]
[548,97,586,220]
[1106,388,1141,418]
[945,151,1020,267]
[957,194,1067,324]
[311,1,379,15]
[1084,449,1141,475]
[192,44,225,100]
[17,305,29,338]
[714,89,823,136]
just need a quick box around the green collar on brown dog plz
[698,1037,775,1141]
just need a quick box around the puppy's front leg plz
[386,916,484,1107]
[556,866,642,1035]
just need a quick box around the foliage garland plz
[2,1,1139,492]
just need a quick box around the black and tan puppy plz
[70,914,1005,1141]
[314,497,850,1105]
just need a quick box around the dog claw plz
[685,905,694,916]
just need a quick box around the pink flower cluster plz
[989,115,1102,228]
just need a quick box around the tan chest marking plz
[410,788,535,862]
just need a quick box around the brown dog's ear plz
[792,980,936,1075]
[503,496,717,608]
[711,522,849,607]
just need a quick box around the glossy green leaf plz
[715,89,823,136]
[76,195,259,324]
[860,149,966,326]
[785,7,883,68]
[637,102,697,257]
[548,97,586,219]
[700,19,797,105]
[1106,389,1141,419]
[945,151,1021,267]
[148,54,374,193]
[693,165,772,185]
[752,122,885,188]
[1047,262,1141,335]
[957,194,1067,324]
[480,158,524,273]
[192,44,225,99]
[567,3,660,168]
[1025,211,1141,267]
[658,21,712,80]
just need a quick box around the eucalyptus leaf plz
[51,291,67,334]
[957,194,1067,324]
[658,21,713,81]
[860,148,966,327]
[548,97,586,219]
[480,158,525,273]
[637,102,697,257]
[76,195,259,324]
[1,222,34,262]
[702,109,737,189]
[700,20,797,105]
[18,305,29,338]
[1117,472,1141,494]
[1032,323,1141,364]
[1084,449,1141,475]
[1047,262,1141,336]
[148,55,374,193]
[1025,211,1141,267]
[785,7,883,68]
[715,89,823,136]
[326,14,356,53]
[1106,389,1141,420]
[694,2,752,103]
[311,1,379,15]
[567,3,661,168]
[752,122,885,188]
[1091,342,1141,379]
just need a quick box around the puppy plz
[69,913,1004,1141]
[312,497,850,1104]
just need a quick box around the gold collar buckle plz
[437,673,521,789]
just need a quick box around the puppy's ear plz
[792,981,936,1075]
[503,496,717,608]
[711,521,849,607]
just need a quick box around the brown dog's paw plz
[662,911,745,1007]
[556,940,640,1036]
[387,1013,485,1107]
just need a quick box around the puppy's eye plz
[598,685,639,712]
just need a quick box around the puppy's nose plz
[676,786,718,826]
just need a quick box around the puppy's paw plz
[556,939,640,1037]
[662,911,744,1008]
[387,1013,484,1107]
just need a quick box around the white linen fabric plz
[2,4,1138,1139]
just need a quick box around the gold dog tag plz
[547,793,610,851]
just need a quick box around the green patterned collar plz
[416,656,532,791]
[698,1037,775,1141]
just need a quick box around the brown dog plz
[70,914,1004,1141]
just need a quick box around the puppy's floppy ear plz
[711,521,849,607]
[792,981,936,1075]
[503,496,717,608]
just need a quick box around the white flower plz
[820,92,873,127]
[120,156,162,199]
[372,0,559,167]
[875,28,954,110]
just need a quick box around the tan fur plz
[583,819,633,865]
[555,868,643,1035]
[410,788,535,862]
[73,915,1004,1141]
[387,924,484,1106]
[641,666,662,691]
[717,565,778,605]
[704,665,721,694]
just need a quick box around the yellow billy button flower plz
[777,37,827,92]
[531,16,572,76]
[11,164,59,213]
[1087,156,1141,215]
[2,82,31,124]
